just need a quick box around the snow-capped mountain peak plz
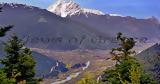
[0,3,35,9]
[47,0,104,17]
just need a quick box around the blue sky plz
[0,0,160,19]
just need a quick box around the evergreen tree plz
[0,69,16,84]
[102,32,157,84]
[0,6,14,83]
[1,35,41,84]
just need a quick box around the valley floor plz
[32,43,154,84]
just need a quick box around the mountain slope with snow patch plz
[47,0,104,17]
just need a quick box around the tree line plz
[77,33,157,84]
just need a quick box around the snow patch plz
[109,14,124,17]
[47,0,104,17]
[38,16,47,23]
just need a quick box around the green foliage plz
[0,35,41,84]
[111,32,136,62]
[0,7,40,84]
[0,69,16,84]
[129,62,141,84]
[102,32,157,84]
[76,73,100,84]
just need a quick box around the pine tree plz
[0,6,14,83]
[102,32,157,84]
[0,69,16,84]
[1,35,41,84]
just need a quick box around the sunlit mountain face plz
[0,0,160,84]
[47,0,105,17]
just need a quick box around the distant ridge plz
[137,43,160,83]
[0,3,160,50]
